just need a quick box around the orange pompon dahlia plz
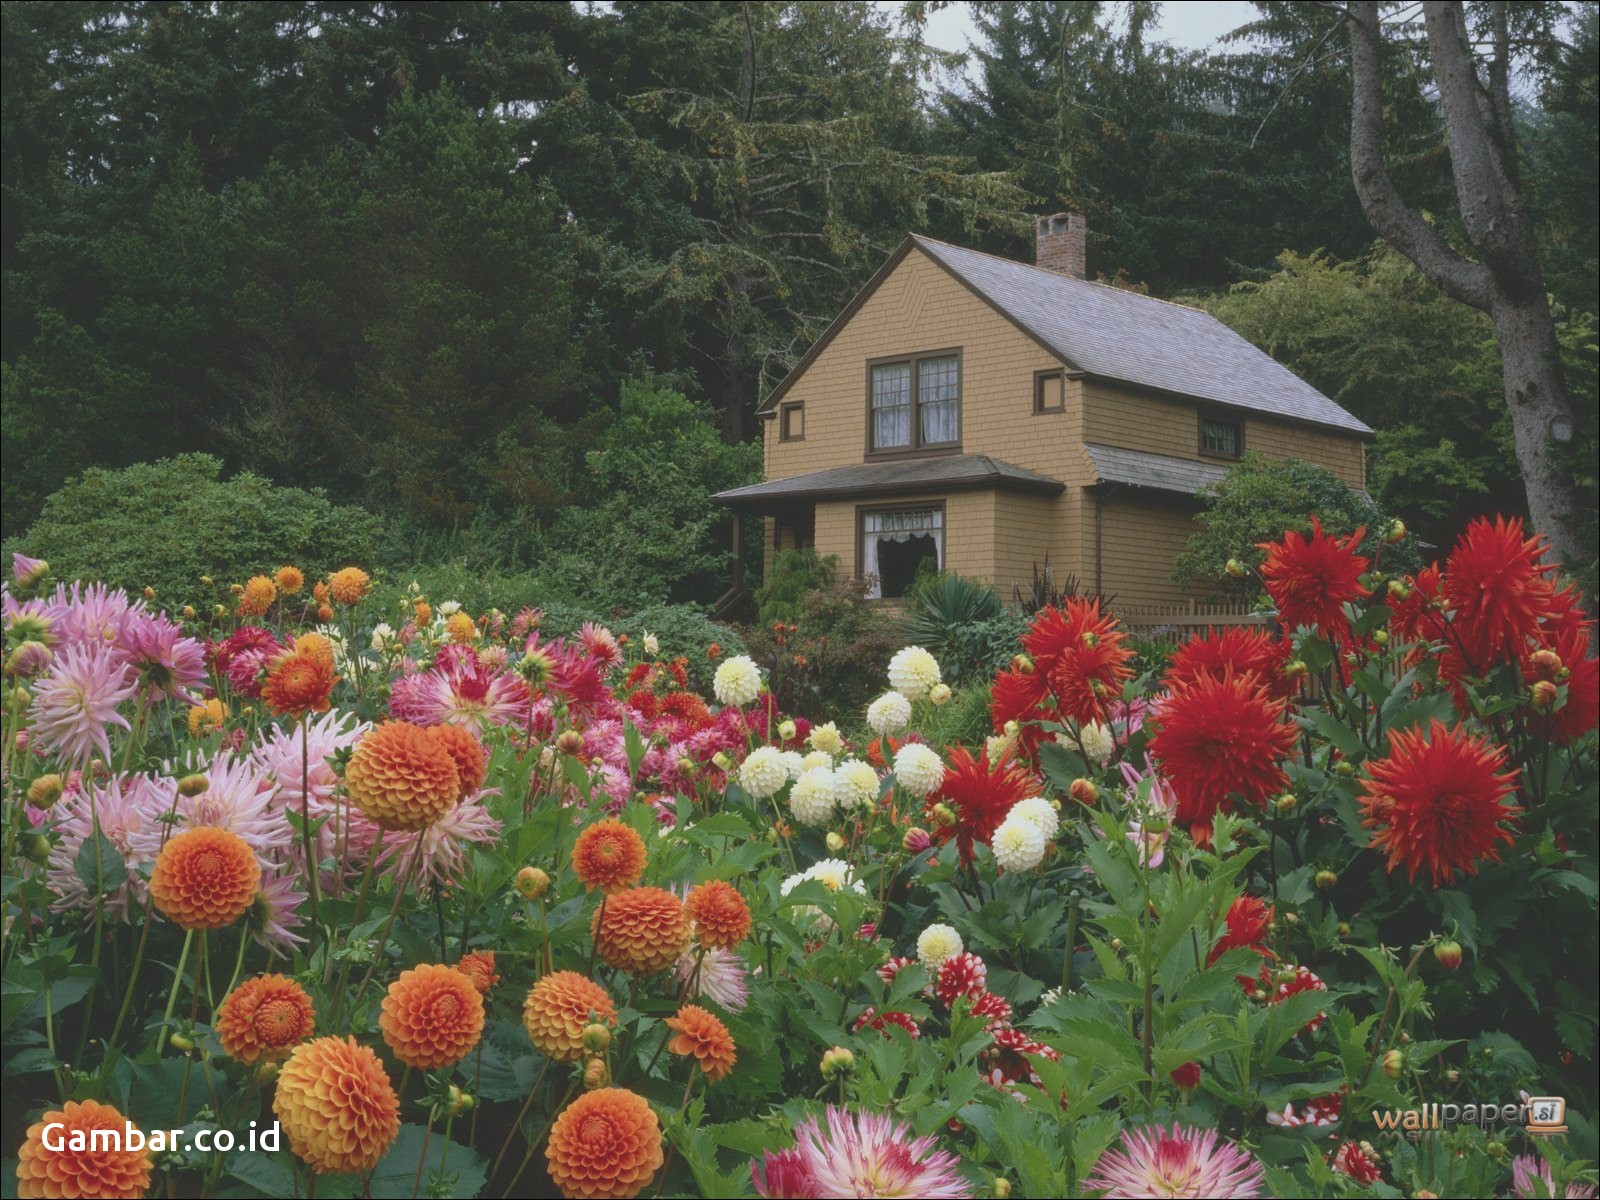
[445,611,478,644]
[274,565,305,595]
[523,971,617,1061]
[1359,719,1521,886]
[15,1099,152,1199]
[684,879,751,949]
[1256,517,1370,637]
[327,566,371,606]
[262,649,337,719]
[593,887,691,975]
[274,1036,399,1175]
[216,973,315,1064]
[430,723,488,800]
[344,721,461,831]
[545,1088,664,1200]
[380,963,485,1070]
[413,597,432,625]
[572,819,648,894]
[149,825,261,930]
[187,696,229,738]
[1442,515,1555,670]
[1148,670,1299,842]
[454,949,499,994]
[664,1004,737,1082]
[239,574,277,617]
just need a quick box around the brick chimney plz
[1035,212,1086,278]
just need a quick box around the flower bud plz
[1069,778,1098,806]
[1011,655,1033,675]
[447,1085,474,1114]
[169,1032,195,1053]
[1003,720,1019,737]
[515,866,550,899]
[903,827,933,854]
[212,604,229,618]
[1387,579,1411,600]
[1337,923,1351,938]
[1528,648,1563,681]
[1444,1069,1459,1085]
[27,774,64,809]
[1433,939,1462,970]
[931,802,957,828]
[555,730,585,756]
[1275,793,1298,814]
[8,686,31,714]
[1314,869,1338,890]
[5,641,52,678]
[1530,680,1559,711]
[583,1056,610,1090]
[1109,938,1123,951]
[1385,519,1406,544]
[712,751,733,771]
[1382,1048,1404,1079]
[181,605,197,619]
[825,831,847,853]
[778,719,798,742]
[1372,629,1389,646]
[993,1179,1012,1199]
[820,1046,855,1081]
[1170,1061,1202,1093]
[677,756,696,777]
[178,774,210,797]
[1334,760,1356,777]
[143,586,155,600]
[1485,1139,1505,1159]
[582,1023,611,1053]
[22,832,52,863]
[1225,558,1246,578]
[929,683,952,707]
[1283,660,1308,680]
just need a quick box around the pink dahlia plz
[129,751,290,862]
[28,643,138,765]
[752,1106,969,1198]
[46,773,166,920]
[405,655,530,734]
[51,581,140,650]
[1085,1123,1265,1198]
[249,868,308,956]
[116,611,206,705]
[1513,1153,1597,1199]
[370,798,501,888]
[675,945,750,1012]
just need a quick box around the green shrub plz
[917,680,995,749]
[10,454,383,604]
[903,573,1026,684]
[755,548,837,626]
[1173,452,1420,601]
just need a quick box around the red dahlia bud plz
[1433,939,1462,970]
[1170,1061,1201,1093]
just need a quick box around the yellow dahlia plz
[273,1036,399,1175]
[328,566,370,606]
[216,973,315,1064]
[239,575,277,617]
[592,887,691,976]
[274,565,305,595]
[344,721,461,831]
[187,697,229,738]
[380,963,485,1070]
[445,611,477,644]
[523,971,617,1062]
[149,826,261,930]
[15,1099,152,1199]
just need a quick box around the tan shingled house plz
[713,215,1372,615]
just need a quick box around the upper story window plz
[1034,369,1065,414]
[1200,414,1243,458]
[869,351,961,454]
[779,402,804,441]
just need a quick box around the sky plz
[910,0,1264,58]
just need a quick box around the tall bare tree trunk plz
[1346,0,1585,572]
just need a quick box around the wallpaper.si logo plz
[1370,1096,1568,1137]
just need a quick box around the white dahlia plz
[1007,796,1060,839]
[835,759,881,812]
[713,655,762,707]
[738,746,789,799]
[887,646,942,701]
[916,923,964,972]
[992,815,1047,872]
[790,767,840,826]
[892,743,945,798]
[865,691,911,736]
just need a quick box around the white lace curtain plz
[871,363,911,449]
[862,508,943,599]
[919,356,958,444]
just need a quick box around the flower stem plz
[157,929,195,1054]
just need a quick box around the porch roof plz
[1083,442,1230,498]
[712,454,1063,512]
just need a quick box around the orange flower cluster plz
[572,819,648,894]
[593,887,691,975]
[344,721,463,831]
[524,971,617,1062]
[328,566,371,606]
[239,575,277,618]
[380,963,485,1070]
[664,1004,737,1082]
[445,611,478,644]
[216,974,315,1064]
[16,1099,152,1199]
[545,1088,663,1200]
[455,950,499,994]
[149,826,261,930]
[274,565,305,595]
[187,697,228,739]
[684,880,750,949]
[273,1036,399,1175]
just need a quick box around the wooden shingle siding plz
[1096,496,1212,608]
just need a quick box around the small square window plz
[1201,416,1242,458]
[780,403,804,441]
[1035,370,1064,413]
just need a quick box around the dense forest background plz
[3,1,1596,606]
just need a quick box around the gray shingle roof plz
[712,454,1064,510]
[1084,443,1230,497]
[911,236,1373,437]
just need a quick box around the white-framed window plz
[861,506,944,599]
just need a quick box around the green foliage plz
[10,454,381,601]
[755,549,838,627]
[1174,453,1417,601]
[903,574,1027,685]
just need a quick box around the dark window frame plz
[1034,368,1066,414]
[854,500,947,600]
[864,349,963,458]
[779,402,805,442]
[1198,412,1244,460]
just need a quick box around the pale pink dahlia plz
[752,1107,969,1199]
[675,945,750,1012]
[129,751,291,861]
[1513,1154,1597,1199]
[370,798,501,887]
[405,656,530,734]
[51,581,140,649]
[249,868,308,956]
[116,611,206,704]
[46,773,167,920]
[1084,1124,1265,1198]
[28,642,138,765]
